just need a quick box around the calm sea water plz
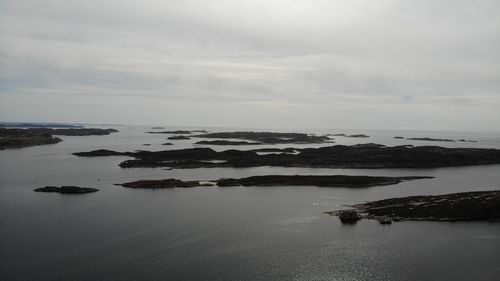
[1,126,500,281]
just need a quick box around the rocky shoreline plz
[330,190,500,222]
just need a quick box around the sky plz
[0,0,499,131]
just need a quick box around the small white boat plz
[377,216,392,224]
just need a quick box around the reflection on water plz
[1,126,499,281]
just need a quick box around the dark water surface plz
[1,126,500,281]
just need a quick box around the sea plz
[1,126,499,281]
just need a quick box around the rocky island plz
[116,175,432,189]
[34,186,99,194]
[1,129,62,149]
[215,175,432,187]
[332,190,500,222]
[74,143,500,169]
[193,131,330,144]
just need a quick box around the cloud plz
[0,0,499,131]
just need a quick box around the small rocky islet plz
[331,190,500,223]
[34,186,99,194]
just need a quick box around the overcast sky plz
[0,0,499,131]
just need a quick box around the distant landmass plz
[192,131,331,144]
[0,128,118,150]
[0,122,84,128]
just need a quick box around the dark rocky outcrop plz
[394,136,404,139]
[193,131,330,144]
[338,210,361,223]
[73,144,500,169]
[407,137,455,142]
[162,142,174,146]
[167,135,191,140]
[332,190,500,222]
[34,186,98,194]
[215,175,432,187]
[196,140,262,145]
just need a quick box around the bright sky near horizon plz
[0,0,499,131]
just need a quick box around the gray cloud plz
[1,0,499,131]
